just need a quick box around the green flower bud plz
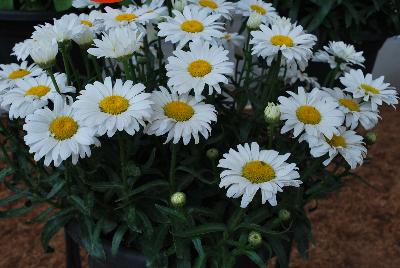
[170,192,186,208]
[278,209,291,221]
[173,0,187,12]
[248,231,262,247]
[365,132,377,145]
[264,102,281,124]
[126,162,141,177]
[247,13,262,30]
[206,148,219,160]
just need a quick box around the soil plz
[0,106,399,268]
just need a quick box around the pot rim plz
[0,10,61,22]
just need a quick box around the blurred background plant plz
[0,0,72,11]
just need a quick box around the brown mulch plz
[0,107,399,268]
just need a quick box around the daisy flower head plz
[301,127,367,169]
[250,23,317,71]
[88,26,143,59]
[23,96,99,167]
[2,73,75,119]
[101,5,158,30]
[29,38,59,69]
[218,32,245,51]
[237,0,277,23]
[0,61,43,90]
[157,5,224,49]
[139,0,168,22]
[189,0,235,20]
[12,39,34,61]
[323,87,380,130]
[218,142,301,208]
[340,69,398,110]
[282,64,320,89]
[313,41,365,71]
[166,40,233,98]
[73,77,153,137]
[72,0,101,9]
[278,87,345,139]
[145,87,217,145]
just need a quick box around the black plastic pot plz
[65,222,261,268]
[0,10,61,64]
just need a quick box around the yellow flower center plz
[199,0,218,9]
[24,85,50,98]
[80,20,93,27]
[115,13,137,22]
[181,20,204,33]
[223,33,231,40]
[339,98,360,112]
[99,95,129,115]
[296,105,321,125]
[188,60,212,77]
[242,160,276,183]
[8,69,31,79]
[49,116,79,141]
[250,4,266,15]
[163,101,194,121]
[360,83,380,95]
[271,35,294,47]
[326,135,346,148]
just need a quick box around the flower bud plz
[264,102,281,124]
[206,148,219,160]
[173,0,187,12]
[126,162,141,177]
[248,231,262,247]
[30,39,58,69]
[365,132,377,145]
[170,192,186,208]
[247,13,262,30]
[278,209,291,221]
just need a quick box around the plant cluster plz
[0,0,398,267]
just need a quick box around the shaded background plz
[0,106,399,267]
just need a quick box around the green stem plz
[118,135,127,184]
[81,48,91,77]
[169,143,177,192]
[267,124,275,149]
[59,42,73,85]
[90,56,102,80]
[122,57,134,81]
[46,69,61,94]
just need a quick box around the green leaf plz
[306,0,335,32]
[112,225,128,255]
[69,195,89,215]
[0,167,14,182]
[0,0,13,10]
[88,181,123,192]
[80,217,105,259]
[46,181,65,199]
[0,205,33,218]
[41,210,74,251]
[53,0,72,11]
[0,191,27,206]
[155,204,186,221]
[174,223,226,238]
[241,250,266,268]
[193,239,207,268]
[117,180,168,201]
[26,207,54,224]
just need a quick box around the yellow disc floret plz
[296,105,321,125]
[188,60,212,77]
[242,160,276,183]
[360,83,380,95]
[199,0,218,9]
[326,135,346,148]
[250,4,266,15]
[49,116,78,141]
[271,35,294,47]
[99,95,129,115]
[80,20,93,27]
[115,13,137,22]
[163,101,194,121]
[339,98,360,112]
[8,69,30,79]
[24,85,50,98]
[181,20,204,33]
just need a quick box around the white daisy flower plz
[340,69,398,110]
[12,39,34,61]
[313,41,365,71]
[101,6,158,30]
[29,38,59,68]
[236,0,277,23]
[218,32,245,51]
[72,12,103,46]
[88,26,143,59]
[23,96,98,167]
[0,61,43,90]
[250,23,317,70]
[166,40,233,98]
[282,65,320,88]
[218,142,301,208]
[157,5,224,49]
[189,0,235,20]
[72,0,101,9]
[139,0,168,22]
[145,87,217,145]
[301,127,367,169]
[278,87,345,139]
[322,87,380,130]
[2,73,75,119]
[73,77,153,137]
